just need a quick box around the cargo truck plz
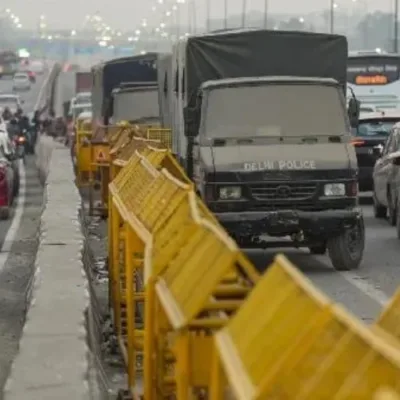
[91,54,159,127]
[172,28,363,271]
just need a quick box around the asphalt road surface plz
[0,73,46,393]
[247,201,397,324]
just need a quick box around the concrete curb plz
[3,147,92,400]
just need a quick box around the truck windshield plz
[113,89,158,122]
[203,83,347,138]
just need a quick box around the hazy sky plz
[4,0,395,30]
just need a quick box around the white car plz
[30,60,45,75]
[0,94,23,115]
[13,72,31,91]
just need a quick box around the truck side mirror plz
[183,107,199,137]
[348,98,360,128]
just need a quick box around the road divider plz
[4,142,96,399]
[73,120,400,398]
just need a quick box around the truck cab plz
[184,75,364,270]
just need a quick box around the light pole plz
[206,0,210,32]
[224,0,228,29]
[263,0,268,28]
[395,0,399,52]
[242,0,247,28]
[330,0,335,34]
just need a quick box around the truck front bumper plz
[215,208,362,238]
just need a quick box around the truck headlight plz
[324,183,345,196]
[219,186,241,200]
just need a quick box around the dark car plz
[372,121,400,230]
[352,110,400,191]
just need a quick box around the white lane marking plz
[339,271,389,306]
[0,160,26,269]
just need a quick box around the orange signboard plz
[355,75,388,85]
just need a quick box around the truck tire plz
[327,218,365,271]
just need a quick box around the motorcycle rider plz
[2,107,12,121]
[7,118,20,140]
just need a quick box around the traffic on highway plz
[0,58,47,219]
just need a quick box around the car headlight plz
[219,186,241,200]
[324,183,346,196]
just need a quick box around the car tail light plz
[351,138,365,146]
[18,136,25,143]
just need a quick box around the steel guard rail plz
[104,140,400,399]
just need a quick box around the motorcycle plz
[13,134,26,164]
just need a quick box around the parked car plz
[12,72,31,92]
[372,121,400,230]
[352,110,400,191]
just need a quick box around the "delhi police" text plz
[244,160,317,171]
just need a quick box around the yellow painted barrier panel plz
[104,145,400,399]
[375,287,400,341]
[211,255,400,400]
[146,128,172,149]
[374,388,400,400]
[75,129,94,186]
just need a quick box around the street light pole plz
[206,0,210,32]
[395,0,399,53]
[330,0,334,34]
[263,0,268,28]
[242,0,247,28]
[224,0,228,29]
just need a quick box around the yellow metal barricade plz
[89,124,130,217]
[146,128,172,149]
[101,140,400,399]
[75,125,93,187]
[148,191,259,398]
[108,149,193,395]
[375,388,400,400]
[375,287,400,341]
[210,254,400,399]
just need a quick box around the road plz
[249,201,397,323]
[0,73,46,391]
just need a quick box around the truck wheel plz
[308,243,326,255]
[373,192,387,219]
[327,218,365,271]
